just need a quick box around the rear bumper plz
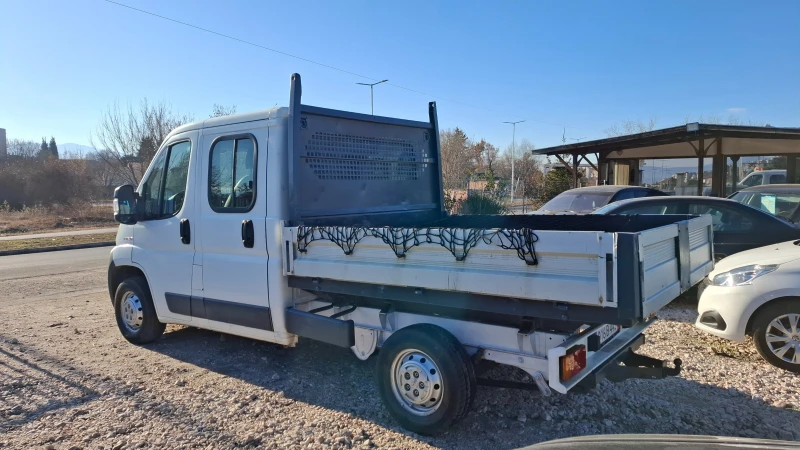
[548,319,681,393]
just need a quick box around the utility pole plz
[503,120,525,205]
[356,79,388,115]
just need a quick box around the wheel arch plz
[746,296,800,334]
[108,261,150,304]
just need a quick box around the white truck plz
[109,74,714,435]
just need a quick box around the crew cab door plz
[131,132,198,323]
[195,124,273,336]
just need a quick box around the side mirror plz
[113,185,138,225]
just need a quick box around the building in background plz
[0,128,6,160]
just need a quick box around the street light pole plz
[356,79,388,115]
[503,120,525,206]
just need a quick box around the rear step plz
[285,304,355,348]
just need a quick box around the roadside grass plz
[0,232,117,251]
[0,203,114,236]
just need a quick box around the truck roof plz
[166,106,289,139]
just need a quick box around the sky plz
[1,0,799,160]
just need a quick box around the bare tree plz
[604,117,658,137]
[683,114,764,127]
[210,104,237,118]
[91,99,193,185]
[6,139,40,158]
[495,139,543,199]
[483,142,499,173]
[439,128,472,191]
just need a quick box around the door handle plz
[179,218,191,245]
[241,219,254,248]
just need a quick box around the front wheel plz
[375,324,476,435]
[752,301,800,373]
[114,276,165,345]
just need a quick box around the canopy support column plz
[572,153,579,188]
[787,155,797,184]
[711,138,724,197]
[730,156,740,189]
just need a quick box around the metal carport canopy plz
[531,123,800,194]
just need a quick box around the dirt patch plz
[0,233,117,251]
[1,255,799,449]
[0,204,115,236]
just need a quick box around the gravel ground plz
[1,265,799,449]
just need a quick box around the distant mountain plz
[59,143,98,158]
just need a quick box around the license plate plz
[588,324,620,351]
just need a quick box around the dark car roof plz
[559,186,665,194]
[599,196,760,212]
[734,184,800,193]
[598,196,796,225]
[603,196,740,206]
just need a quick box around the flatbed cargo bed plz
[283,214,714,327]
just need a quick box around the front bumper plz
[695,281,763,342]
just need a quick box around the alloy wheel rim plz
[765,313,800,364]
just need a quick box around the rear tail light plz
[559,344,587,382]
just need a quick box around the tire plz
[375,324,476,435]
[114,276,165,345]
[751,300,800,373]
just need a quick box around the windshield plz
[730,191,800,222]
[540,192,614,213]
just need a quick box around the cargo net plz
[296,225,539,265]
[296,226,368,256]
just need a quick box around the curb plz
[0,241,115,257]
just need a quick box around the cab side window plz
[770,174,786,184]
[140,140,192,220]
[740,173,762,187]
[209,136,257,212]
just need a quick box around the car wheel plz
[752,301,800,373]
[114,276,165,345]
[375,324,476,435]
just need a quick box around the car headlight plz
[711,264,779,287]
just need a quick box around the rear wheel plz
[114,276,165,345]
[752,301,800,373]
[375,324,476,435]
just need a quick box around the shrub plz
[456,192,509,215]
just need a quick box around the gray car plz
[535,186,667,214]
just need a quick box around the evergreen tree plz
[48,137,59,159]
[540,167,579,203]
[137,136,157,162]
[38,138,49,159]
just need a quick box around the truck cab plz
[737,169,786,189]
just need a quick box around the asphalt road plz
[0,247,109,307]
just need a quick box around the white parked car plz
[696,240,800,372]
